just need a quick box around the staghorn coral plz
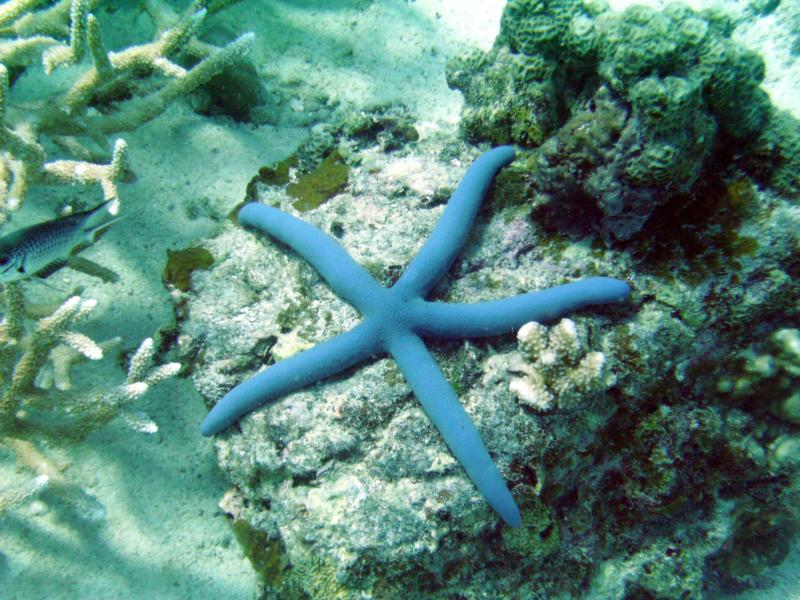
[0,281,180,504]
[0,283,101,432]
[0,282,180,441]
[508,318,609,412]
[0,0,253,223]
[0,280,179,530]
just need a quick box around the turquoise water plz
[1,1,798,598]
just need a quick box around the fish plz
[0,200,121,284]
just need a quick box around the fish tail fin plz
[82,200,125,242]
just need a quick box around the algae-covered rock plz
[717,328,800,424]
[244,105,419,215]
[446,46,560,146]
[182,137,800,599]
[501,487,561,559]
[709,508,794,584]
[244,149,349,213]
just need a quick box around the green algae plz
[258,156,297,186]
[491,159,536,211]
[246,150,350,212]
[502,486,561,559]
[631,175,760,285]
[244,155,299,202]
[275,298,312,334]
[162,246,214,292]
[288,151,349,212]
[230,518,287,587]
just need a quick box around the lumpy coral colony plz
[447,0,800,240]
[182,1,800,598]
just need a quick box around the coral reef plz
[447,0,800,239]
[0,0,251,527]
[0,282,180,441]
[113,2,800,598]
[202,147,631,528]
[0,7,260,595]
[183,116,800,597]
[718,327,800,424]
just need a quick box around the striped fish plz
[0,201,120,284]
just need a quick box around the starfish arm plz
[387,332,522,527]
[238,203,386,311]
[394,146,516,299]
[201,321,382,436]
[412,277,631,338]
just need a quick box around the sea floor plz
[1,0,798,598]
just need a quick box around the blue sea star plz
[201,146,631,527]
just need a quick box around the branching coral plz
[507,318,608,411]
[0,281,180,440]
[0,0,253,222]
[0,280,179,521]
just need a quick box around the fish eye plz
[0,254,10,266]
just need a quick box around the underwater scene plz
[1,0,799,598]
